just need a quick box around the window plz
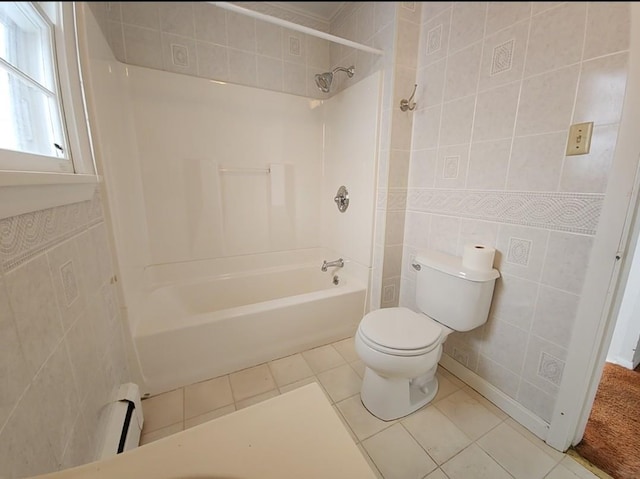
[0,2,71,172]
[0,3,98,221]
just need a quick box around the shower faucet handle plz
[334,185,349,213]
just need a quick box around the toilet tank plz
[414,249,500,332]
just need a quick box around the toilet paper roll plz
[462,244,496,272]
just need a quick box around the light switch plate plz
[566,122,594,156]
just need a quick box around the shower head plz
[314,66,355,93]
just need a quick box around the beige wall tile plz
[473,82,520,142]
[226,11,256,52]
[486,2,531,35]
[573,52,628,127]
[449,2,487,53]
[159,2,195,38]
[123,25,163,70]
[467,139,511,190]
[0,280,29,430]
[6,255,63,375]
[515,65,580,136]
[584,2,630,60]
[507,131,567,191]
[194,3,226,45]
[525,2,587,77]
[122,2,160,30]
[444,42,482,102]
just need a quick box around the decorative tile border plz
[407,188,604,235]
[0,191,104,272]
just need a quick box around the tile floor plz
[140,337,600,479]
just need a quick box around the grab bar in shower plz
[218,167,271,174]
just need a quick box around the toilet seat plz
[358,307,443,357]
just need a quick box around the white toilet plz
[355,248,499,420]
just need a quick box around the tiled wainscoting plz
[0,192,131,477]
[141,337,599,479]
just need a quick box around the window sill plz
[0,171,100,220]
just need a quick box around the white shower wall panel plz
[322,72,381,269]
[127,67,325,265]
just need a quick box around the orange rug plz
[574,362,640,479]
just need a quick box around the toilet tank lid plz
[415,250,500,282]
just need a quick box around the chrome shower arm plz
[332,66,355,78]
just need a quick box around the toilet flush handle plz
[412,263,421,271]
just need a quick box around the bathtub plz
[134,264,366,395]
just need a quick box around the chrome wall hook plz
[400,84,417,112]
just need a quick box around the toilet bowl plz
[356,249,499,421]
[355,307,452,420]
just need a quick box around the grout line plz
[502,3,533,190]
[463,4,488,190]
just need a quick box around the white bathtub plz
[134,264,366,395]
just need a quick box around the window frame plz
[0,2,98,220]
[0,2,72,172]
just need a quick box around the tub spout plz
[321,258,344,272]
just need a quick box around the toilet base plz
[360,366,439,421]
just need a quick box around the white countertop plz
[34,384,376,479]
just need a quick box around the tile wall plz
[327,3,390,95]
[90,2,333,99]
[382,3,422,308]
[0,190,131,477]
[400,2,630,422]
[326,3,421,309]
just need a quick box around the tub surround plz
[82,3,381,398]
[33,384,377,479]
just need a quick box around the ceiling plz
[266,2,346,22]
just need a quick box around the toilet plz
[355,248,499,420]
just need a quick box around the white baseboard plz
[605,356,636,370]
[440,354,550,441]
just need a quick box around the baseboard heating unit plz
[99,383,144,459]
